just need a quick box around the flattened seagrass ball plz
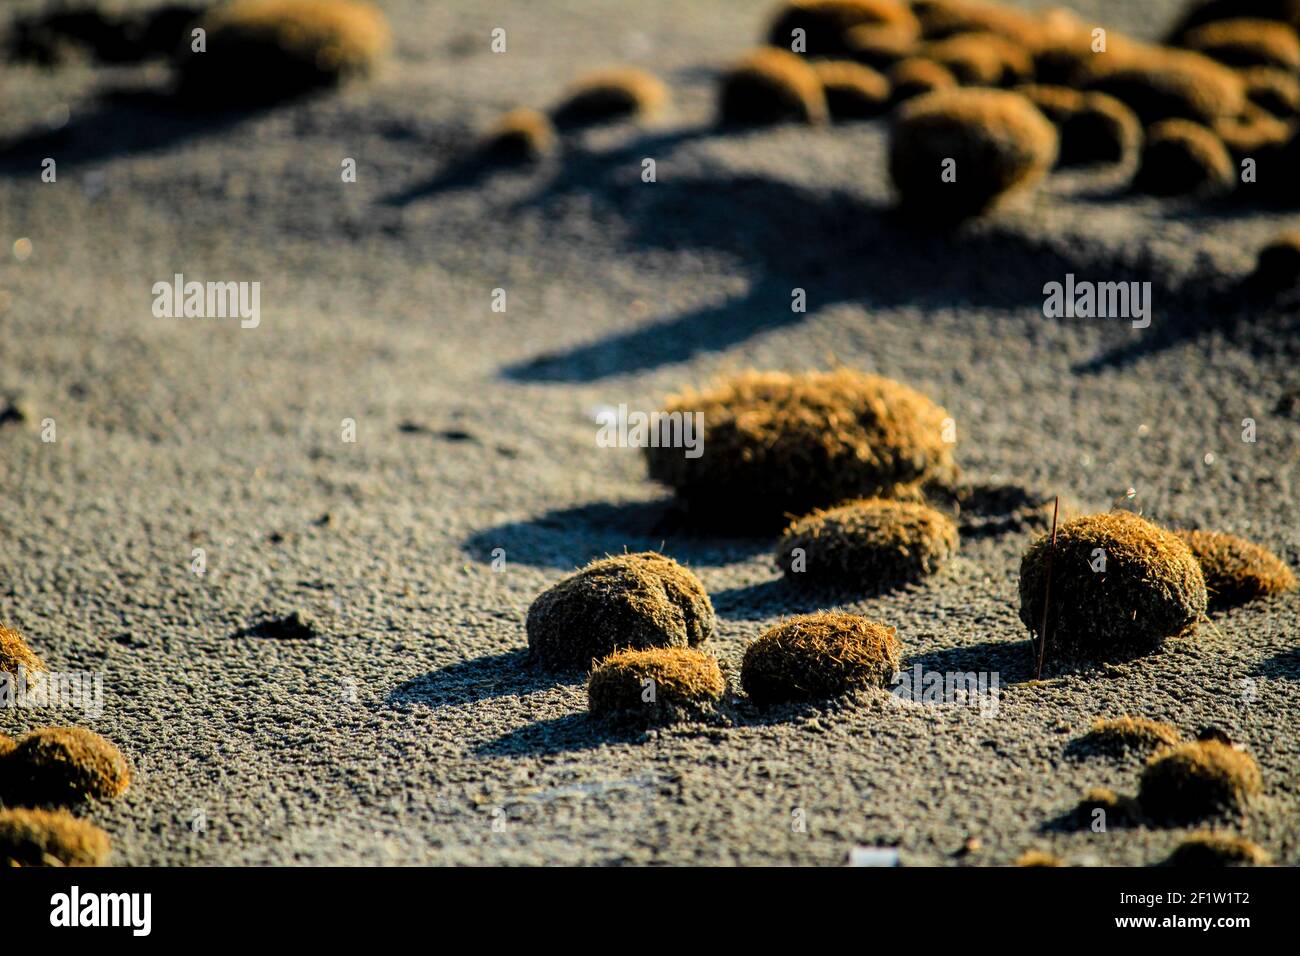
[1173,528,1296,607]
[1083,48,1245,126]
[921,31,1033,86]
[587,647,727,723]
[0,624,45,680]
[887,57,957,104]
[843,23,919,69]
[552,67,669,127]
[480,108,556,164]
[1134,119,1234,197]
[741,611,900,705]
[1016,86,1142,166]
[812,60,891,119]
[1139,740,1262,823]
[644,369,959,528]
[0,807,112,867]
[526,552,715,671]
[1079,716,1182,756]
[5,726,132,805]
[718,47,829,126]
[1239,66,1300,117]
[889,88,1058,220]
[775,498,957,589]
[1182,18,1300,70]
[1018,512,1207,664]
[767,0,919,58]
[1164,832,1271,866]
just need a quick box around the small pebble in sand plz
[4,727,132,804]
[1019,512,1207,664]
[0,624,46,679]
[553,68,668,127]
[741,611,900,706]
[776,498,957,589]
[1164,831,1271,866]
[587,647,726,723]
[1173,528,1296,608]
[766,0,919,58]
[0,807,112,867]
[718,48,829,126]
[1139,740,1262,824]
[889,88,1058,220]
[527,552,715,671]
[176,0,391,108]
[811,61,891,119]
[645,369,958,529]
[1135,119,1235,197]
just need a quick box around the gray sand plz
[0,0,1297,865]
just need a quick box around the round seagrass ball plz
[741,611,900,705]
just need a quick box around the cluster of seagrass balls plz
[0,625,132,866]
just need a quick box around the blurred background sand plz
[0,0,1297,864]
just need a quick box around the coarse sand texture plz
[526,552,715,671]
[176,0,390,108]
[1018,512,1208,665]
[0,807,113,867]
[741,611,900,706]
[644,369,958,528]
[1139,740,1262,823]
[775,498,958,589]
[0,624,45,678]
[2,726,132,805]
[718,47,830,126]
[1174,529,1297,607]
[587,648,727,723]
[889,88,1058,220]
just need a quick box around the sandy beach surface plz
[1,0,1297,865]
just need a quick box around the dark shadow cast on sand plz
[387,649,565,710]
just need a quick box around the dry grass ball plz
[1167,0,1300,43]
[922,32,1033,86]
[741,611,900,706]
[0,624,45,679]
[1018,512,1207,664]
[767,0,919,58]
[912,0,1047,48]
[1085,49,1245,126]
[1239,66,1300,117]
[812,60,891,118]
[1018,86,1142,166]
[1164,832,1271,866]
[1248,231,1300,292]
[0,807,112,867]
[843,23,919,69]
[1174,529,1296,607]
[1075,787,1143,826]
[1081,716,1182,755]
[1015,850,1065,867]
[887,57,957,104]
[587,647,727,722]
[480,108,556,164]
[1135,119,1235,196]
[644,369,958,527]
[176,0,390,108]
[0,734,15,759]
[1183,18,1300,70]
[552,67,669,127]
[1214,103,1292,158]
[889,88,1058,220]
[1139,740,1262,823]
[4,726,132,804]
[718,47,829,125]
[776,498,958,589]
[526,552,715,671]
